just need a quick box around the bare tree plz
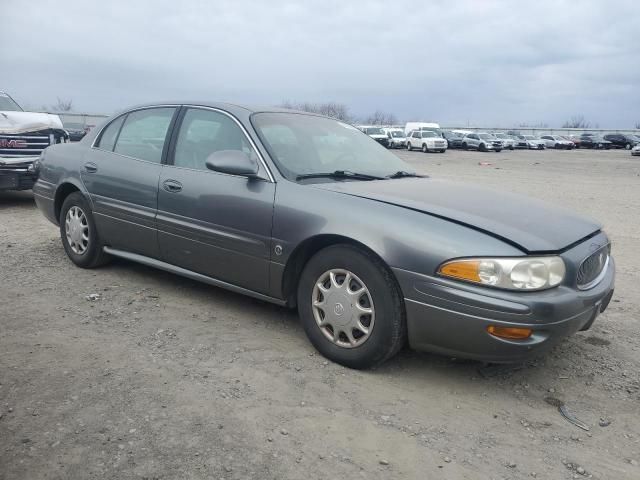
[364,110,398,126]
[51,97,73,112]
[562,115,590,129]
[635,121,640,130]
[278,100,353,122]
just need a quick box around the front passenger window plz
[173,108,257,171]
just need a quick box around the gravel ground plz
[1,147,639,480]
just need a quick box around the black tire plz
[407,142,412,151]
[509,145,514,150]
[495,149,502,153]
[422,143,428,153]
[439,149,446,153]
[479,143,487,152]
[462,142,468,150]
[59,191,110,268]
[297,244,406,369]
[625,143,632,150]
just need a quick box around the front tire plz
[297,245,405,369]
[422,144,428,153]
[479,143,487,152]
[59,192,110,268]
[407,142,412,151]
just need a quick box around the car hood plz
[0,111,64,135]
[314,178,601,252]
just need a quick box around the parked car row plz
[357,121,639,155]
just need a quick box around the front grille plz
[0,134,52,157]
[577,245,610,289]
[435,141,446,147]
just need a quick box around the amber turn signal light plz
[487,325,533,340]
[439,260,481,282]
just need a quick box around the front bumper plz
[393,240,615,363]
[0,156,38,191]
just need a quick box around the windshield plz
[524,135,536,140]
[422,131,438,138]
[494,133,507,138]
[252,113,413,180]
[390,131,404,138]
[0,93,23,112]
[364,127,384,135]
[479,134,494,139]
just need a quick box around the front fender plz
[271,181,523,297]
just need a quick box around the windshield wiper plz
[296,170,385,181]
[386,170,423,179]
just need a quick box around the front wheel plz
[297,245,405,369]
[495,149,502,153]
[479,143,487,152]
[461,142,468,150]
[422,144,428,153]
[407,142,412,151]
[59,192,110,268]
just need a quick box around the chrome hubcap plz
[312,269,375,348]
[65,206,89,255]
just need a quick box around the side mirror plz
[205,150,259,177]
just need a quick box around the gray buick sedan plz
[33,102,615,369]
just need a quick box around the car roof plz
[118,101,326,118]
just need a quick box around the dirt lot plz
[1,148,639,480]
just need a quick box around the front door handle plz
[84,162,98,173]
[162,179,183,193]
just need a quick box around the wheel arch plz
[281,234,396,307]
[53,180,88,224]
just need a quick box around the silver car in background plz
[522,135,546,150]
[461,132,503,152]
[540,135,575,149]
[492,132,516,150]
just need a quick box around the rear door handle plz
[162,179,182,193]
[84,162,98,173]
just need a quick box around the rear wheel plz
[422,144,428,153]
[59,192,110,268]
[297,245,405,369]
[625,143,632,150]
[407,142,412,151]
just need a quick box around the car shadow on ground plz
[0,190,35,209]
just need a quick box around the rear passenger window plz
[173,108,257,171]
[96,116,125,151]
[113,108,175,163]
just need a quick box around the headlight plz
[438,256,566,291]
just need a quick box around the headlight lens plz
[438,256,566,291]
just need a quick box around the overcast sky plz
[2,0,638,128]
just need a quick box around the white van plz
[404,122,441,137]
[382,127,407,149]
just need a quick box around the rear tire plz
[297,244,405,369]
[407,142,412,151]
[59,192,110,268]
[422,144,428,153]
